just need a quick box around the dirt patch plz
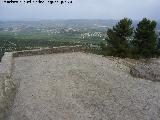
[7,53,160,120]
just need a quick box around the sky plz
[0,0,160,20]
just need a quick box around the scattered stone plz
[130,59,160,81]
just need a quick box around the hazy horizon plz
[0,0,160,21]
[0,18,139,21]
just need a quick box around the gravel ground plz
[0,63,2,73]
[7,52,160,120]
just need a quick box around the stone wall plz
[0,52,16,119]
[130,62,160,81]
[13,45,87,57]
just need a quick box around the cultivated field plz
[7,52,160,120]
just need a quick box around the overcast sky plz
[0,0,160,20]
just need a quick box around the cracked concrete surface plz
[7,52,160,120]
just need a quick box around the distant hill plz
[157,21,160,30]
[0,19,118,28]
[0,19,159,29]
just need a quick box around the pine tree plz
[105,18,133,57]
[132,18,157,58]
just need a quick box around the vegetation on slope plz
[101,18,160,59]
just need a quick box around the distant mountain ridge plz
[0,19,160,29]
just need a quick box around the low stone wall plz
[0,52,16,119]
[130,62,160,81]
[13,45,87,57]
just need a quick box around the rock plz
[130,63,160,81]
